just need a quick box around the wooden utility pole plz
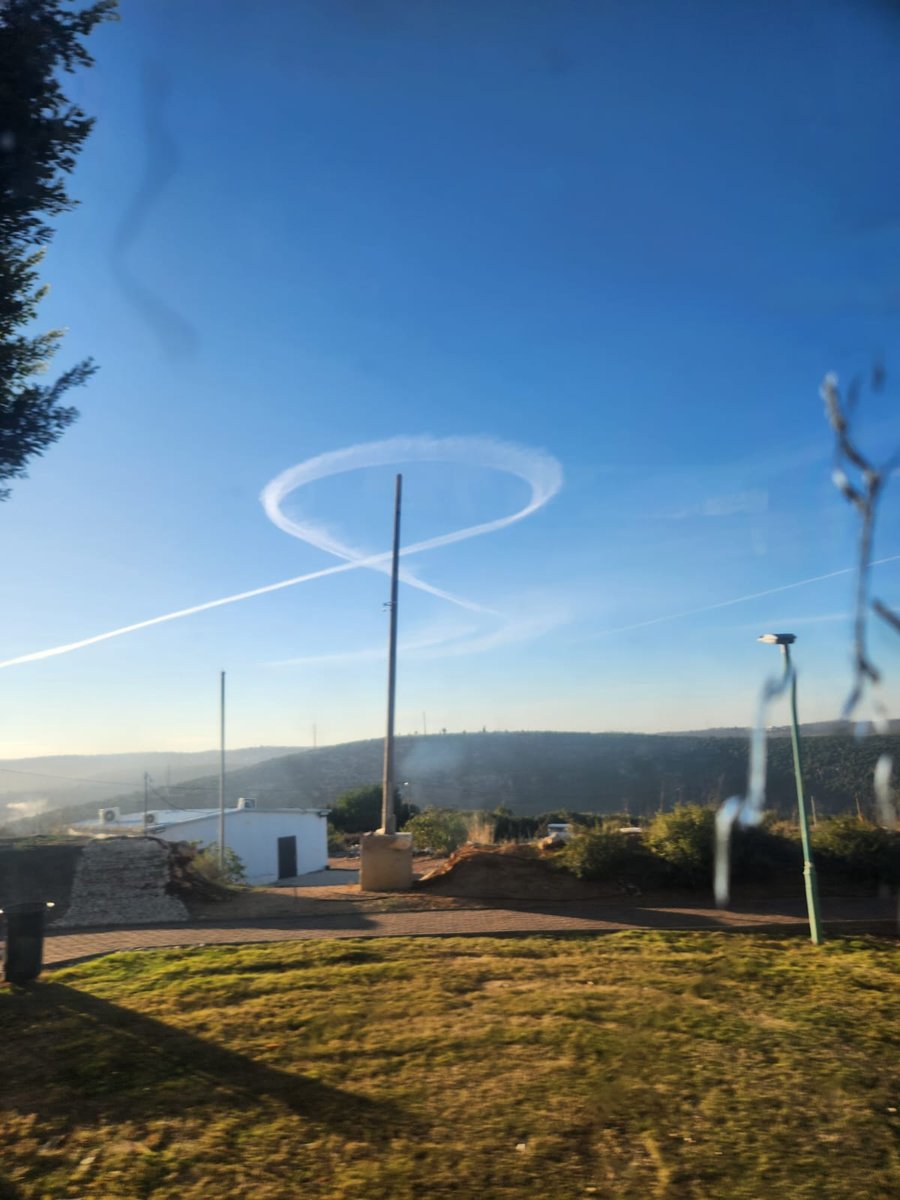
[218,670,226,867]
[381,474,402,833]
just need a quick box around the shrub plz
[560,828,661,885]
[590,813,640,833]
[327,822,351,854]
[645,805,715,886]
[536,810,598,833]
[192,843,246,886]
[466,812,495,844]
[730,820,802,883]
[492,812,540,842]
[812,814,900,886]
[403,808,469,856]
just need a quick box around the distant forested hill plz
[39,730,898,828]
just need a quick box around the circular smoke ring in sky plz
[5,433,891,672]
[0,436,564,669]
[260,435,565,616]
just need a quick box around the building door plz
[277,835,297,879]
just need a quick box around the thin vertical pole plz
[422,711,427,737]
[381,474,402,834]
[143,771,149,832]
[784,645,823,944]
[218,670,226,868]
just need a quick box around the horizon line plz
[2,718,895,769]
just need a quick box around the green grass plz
[1,933,898,1199]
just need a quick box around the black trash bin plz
[2,901,54,985]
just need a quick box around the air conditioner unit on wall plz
[99,807,120,824]
[237,797,256,810]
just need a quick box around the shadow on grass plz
[445,890,897,930]
[0,1174,24,1199]
[2,982,416,1141]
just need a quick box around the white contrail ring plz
[0,435,563,669]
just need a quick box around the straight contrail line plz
[594,554,900,638]
[0,558,369,668]
[0,540,486,670]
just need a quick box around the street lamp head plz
[758,632,796,645]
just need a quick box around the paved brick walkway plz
[36,895,897,968]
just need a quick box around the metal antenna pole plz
[381,474,402,834]
[218,670,226,868]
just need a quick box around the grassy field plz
[1,932,898,1200]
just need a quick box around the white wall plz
[155,811,327,884]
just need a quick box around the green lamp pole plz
[759,633,823,944]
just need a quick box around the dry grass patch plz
[0,933,898,1199]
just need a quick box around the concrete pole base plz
[359,832,414,892]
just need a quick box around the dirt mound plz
[414,843,625,900]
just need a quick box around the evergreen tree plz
[0,0,116,499]
[330,784,419,833]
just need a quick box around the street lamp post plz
[758,633,823,944]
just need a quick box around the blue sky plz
[2,0,899,755]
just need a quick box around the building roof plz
[71,806,328,834]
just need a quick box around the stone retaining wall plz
[55,837,189,927]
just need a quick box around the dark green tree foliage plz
[0,0,115,499]
[330,784,419,834]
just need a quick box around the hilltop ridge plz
[19,727,897,831]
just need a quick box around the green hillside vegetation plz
[2,934,897,1199]
[35,730,898,832]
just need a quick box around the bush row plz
[336,793,900,891]
[560,807,900,890]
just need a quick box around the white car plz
[541,822,574,848]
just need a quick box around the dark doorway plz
[277,835,297,879]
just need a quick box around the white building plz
[70,797,328,884]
